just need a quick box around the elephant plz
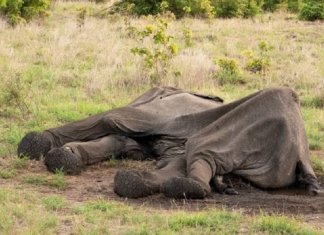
[17,86,320,199]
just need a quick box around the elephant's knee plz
[44,147,84,174]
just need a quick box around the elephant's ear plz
[190,92,224,103]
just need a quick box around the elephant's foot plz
[17,132,51,160]
[44,147,84,174]
[114,170,155,198]
[305,180,322,196]
[160,177,206,199]
[213,175,238,195]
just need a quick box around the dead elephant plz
[17,87,320,199]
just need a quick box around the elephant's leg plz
[18,107,160,159]
[44,135,148,174]
[213,175,238,195]
[296,161,321,195]
[17,111,111,159]
[114,157,186,198]
[161,159,212,199]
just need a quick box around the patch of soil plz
[1,154,324,229]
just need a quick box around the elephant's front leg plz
[45,135,145,174]
[114,157,186,198]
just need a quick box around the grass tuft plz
[42,195,66,211]
[169,210,241,233]
[0,169,16,179]
[23,171,67,190]
[253,215,320,235]
[311,155,324,174]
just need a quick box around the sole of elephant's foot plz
[114,171,154,198]
[44,147,83,175]
[17,132,51,160]
[161,177,206,199]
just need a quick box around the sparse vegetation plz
[23,171,67,190]
[131,18,179,84]
[0,188,322,234]
[216,58,243,84]
[244,40,273,73]
[311,155,324,173]
[42,195,66,211]
[253,215,320,234]
[0,169,16,179]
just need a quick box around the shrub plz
[216,58,243,85]
[112,0,216,18]
[299,0,324,21]
[212,0,241,18]
[241,0,261,18]
[287,0,300,12]
[0,0,51,25]
[131,19,179,85]
[182,27,194,47]
[260,0,282,11]
[244,40,273,73]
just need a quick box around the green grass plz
[0,188,321,234]
[168,211,241,234]
[0,169,16,179]
[23,171,67,190]
[12,156,29,170]
[72,200,242,234]
[302,94,324,109]
[42,195,66,211]
[302,108,324,151]
[253,215,321,235]
[0,188,59,234]
[311,155,324,174]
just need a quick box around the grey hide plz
[17,87,320,199]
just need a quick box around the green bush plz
[260,0,282,11]
[212,0,241,18]
[0,0,51,25]
[112,0,263,18]
[216,58,243,85]
[112,0,216,18]
[287,0,300,12]
[111,0,324,21]
[131,19,179,85]
[244,40,273,73]
[111,0,162,16]
[299,0,324,21]
[241,0,260,18]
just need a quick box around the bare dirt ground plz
[1,151,324,229]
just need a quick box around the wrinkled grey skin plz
[17,87,320,199]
